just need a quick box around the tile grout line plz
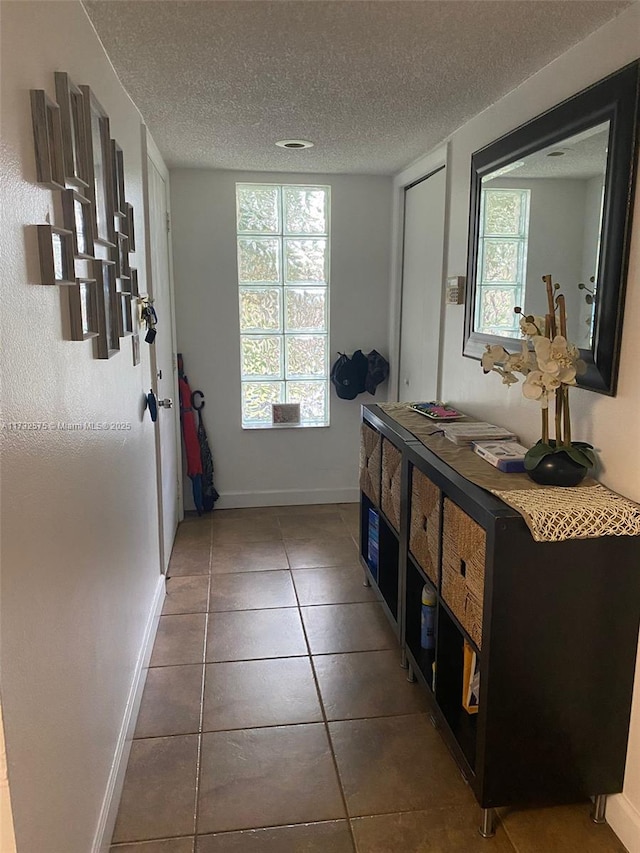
[191,529,214,843]
[111,800,489,849]
[290,567,359,853]
[133,709,436,742]
[142,644,398,673]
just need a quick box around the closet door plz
[398,167,446,402]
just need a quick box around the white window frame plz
[476,188,530,336]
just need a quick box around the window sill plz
[242,423,330,430]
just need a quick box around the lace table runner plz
[491,484,640,542]
[377,403,640,542]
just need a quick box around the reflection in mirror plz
[464,60,639,395]
[475,122,609,349]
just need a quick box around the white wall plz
[0,3,165,851]
[485,177,587,334]
[578,174,606,346]
[394,4,640,848]
[171,170,392,508]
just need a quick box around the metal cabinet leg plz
[479,808,495,838]
[363,573,371,587]
[591,795,607,824]
[406,662,416,683]
[400,648,408,669]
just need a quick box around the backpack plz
[330,350,369,399]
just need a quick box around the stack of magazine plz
[441,422,518,446]
[408,402,463,420]
[473,441,529,473]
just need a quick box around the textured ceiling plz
[486,123,611,180]
[84,0,631,175]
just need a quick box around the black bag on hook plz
[330,350,368,400]
[365,350,389,395]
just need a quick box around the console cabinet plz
[359,404,640,834]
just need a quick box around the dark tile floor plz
[110,504,627,853]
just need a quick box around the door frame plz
[389,144,450,401]
[141,125,183,573]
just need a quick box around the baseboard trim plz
[213,487,360,510]
[92,574,166,853]
[607,792,640,853]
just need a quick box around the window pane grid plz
[237,183,330,428]
[237,237,281,284]
[239,286,282,333]
[476,188,530,334]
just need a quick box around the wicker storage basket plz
[409,466,441,586]
[381,439,402,532]
[359,423,382,505]
[441,498,486,649]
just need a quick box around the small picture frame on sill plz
[30,89,65,190]
[80,85,116,248]
[54,72,90,190]
[68,278,99,341]
[111,140,126,219]
[272,403,301,426]
[61,189,94,259]
[36,225,75,285]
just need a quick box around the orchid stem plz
[563,386,571,447]
[543,276,557,338]
[541,408,549,444]
[557,295,567,338]
[555,390,563,446]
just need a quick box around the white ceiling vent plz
[275,139,314,149]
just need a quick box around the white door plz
[398,167,446,402]
[147,149,180,571]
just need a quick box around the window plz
[475,188,530,335]
[236,184,330,428]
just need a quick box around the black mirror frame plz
[463,60,639,396]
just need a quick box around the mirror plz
[464,61,639,395]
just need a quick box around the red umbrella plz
[178,355,203,512]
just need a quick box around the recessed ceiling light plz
[275,139,314,149]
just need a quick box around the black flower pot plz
[526,451,588,487]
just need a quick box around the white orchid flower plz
[494,366,519,386]
[557,366,577,385]
[522,371,553,408]
[505,341,536,375]
[479,281,589,452]
[541,373,561,390]
[533,336,557,373]
[519,315,544,337]
[481,344,510,372]
[534,335,579,377]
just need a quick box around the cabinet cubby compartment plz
[359,492,399,621]
[436,605,478,771]
[405,555,436,691]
